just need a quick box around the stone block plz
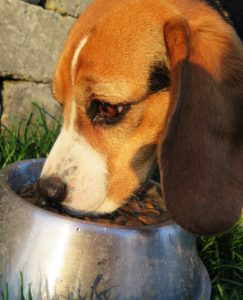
[45,0,93,18]
[1,81,61,128]
[0,0,75,83]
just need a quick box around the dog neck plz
[205,0,243,41]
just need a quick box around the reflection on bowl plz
[0,159,211,300]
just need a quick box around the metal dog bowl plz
[0,159,211,300]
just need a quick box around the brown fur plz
[160,15,243,234]
[51,0,243,234]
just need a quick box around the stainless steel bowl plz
[0,159,211,300]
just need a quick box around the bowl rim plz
[0,159,180,232]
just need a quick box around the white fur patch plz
[41,36,120,213]
[71,35,89,83]
[97,200,119,213]
[41,101,117,213]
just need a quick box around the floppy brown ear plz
[159,17,243,235]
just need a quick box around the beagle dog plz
[38,0,243,235]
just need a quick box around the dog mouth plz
[18,179,157,219]
[45,179,149,219]
[18,178,168,226]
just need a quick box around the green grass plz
[0,103,61,168]
[1,273,116,300]
[197,220,243,300]
[1,273,33,300]
[0,105,242,300]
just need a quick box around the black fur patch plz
[148,62,170,94]
[205,0,243,41]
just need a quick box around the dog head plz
[39,0,243,234]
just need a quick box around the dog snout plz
[37,176,67,203]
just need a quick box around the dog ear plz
[159,17,243,235]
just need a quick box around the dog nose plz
[37,176,67,203]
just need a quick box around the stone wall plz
[0,0,93,127]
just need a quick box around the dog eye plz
[98,102,122,118]
[88,100,129,125]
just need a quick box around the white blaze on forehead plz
[71,35,89,83]
[41,101,114,212]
